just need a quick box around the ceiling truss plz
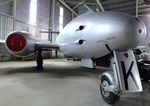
[60,0,150,16]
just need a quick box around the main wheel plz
[100,76,120,104]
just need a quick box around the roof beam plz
[73,0,85,10]
[96,0,105,12]
[58,0,78,16]
[136,0,139,17]
[65,1,97,5]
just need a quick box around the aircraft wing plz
[0,39,5,43]
[35,42,59,50]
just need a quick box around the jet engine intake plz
[5,31,36,57]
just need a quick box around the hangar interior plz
[0,0,150,106]
[0,0,150,61]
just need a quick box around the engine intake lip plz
[6,33,26,52]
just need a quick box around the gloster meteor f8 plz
[3,10,146,104]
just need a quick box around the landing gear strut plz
[36,48,43,71]
[99,49,142,104]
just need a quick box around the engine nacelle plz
[5,31,36,57]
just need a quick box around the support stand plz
[36,48,43,71]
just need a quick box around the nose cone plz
[124,17,146,49]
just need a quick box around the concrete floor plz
[0,59,150,106]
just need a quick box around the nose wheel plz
[99,49,142,104]
[100,76,120,105]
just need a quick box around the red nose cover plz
[6,33,26,52]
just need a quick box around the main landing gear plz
[99,49,142,104]
[36,48,43,71]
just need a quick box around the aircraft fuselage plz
[56,12,146,59]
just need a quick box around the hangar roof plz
[60,0,150,16]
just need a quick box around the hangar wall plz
[50,0,72,43]
[0,0,72,61]
[0,0,14,61]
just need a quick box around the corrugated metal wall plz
[0,15,13,39]
[0,0,14,61]
[0,0,13,15]
[0,0,14,40]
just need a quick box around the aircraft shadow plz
[0,64,110,78]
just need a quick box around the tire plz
[100,76,120,105]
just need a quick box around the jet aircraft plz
[1,9,147,104]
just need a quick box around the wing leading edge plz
[35,42,59,50]
[0,39,5,43]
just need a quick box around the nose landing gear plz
[99,49,142,104]
[100,75,120,104]
[36,48,43,71]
